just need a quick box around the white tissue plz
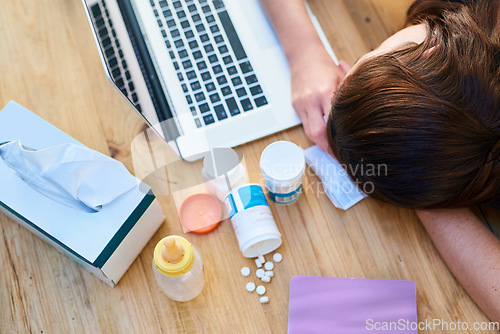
[0,140,138,212]
[304,146,366,210]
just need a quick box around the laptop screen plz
[83,0,177,139]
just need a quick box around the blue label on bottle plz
[238,184,269,210]
[225,193,237,219]
[268,184,302,204]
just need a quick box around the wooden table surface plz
[1,0,499,333]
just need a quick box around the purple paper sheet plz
[288,276,417,334]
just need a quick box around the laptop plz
[82,0,337,161]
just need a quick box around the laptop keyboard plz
[150,0,269,128]
[89,0,142,112]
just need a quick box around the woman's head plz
[327,0,500,209]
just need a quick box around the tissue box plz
[0,101,165,287]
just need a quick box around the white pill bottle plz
[225,184,282,258]
[152,235,205,302]
[260,141,305,204]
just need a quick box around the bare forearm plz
[259,0,345,151]
[417,208,500,321]
[259,0,326,62]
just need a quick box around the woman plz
[261,0,500,321]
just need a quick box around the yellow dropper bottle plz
[152,236,205,301]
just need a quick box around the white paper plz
[0,140,137,212]
[304,146,366,210]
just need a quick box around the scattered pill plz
[265,270,274,277]
[261,275,271,283]
[260,296,270,304]
[256,268,265,278]
[241,267,250,277]
[255,258,262,268]
[246,282,256,292]
[264,261,274,271]
[258,255,265,263]
[273,253,282,263]
[256,285,266,295]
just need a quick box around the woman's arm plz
[417,208,500,321]
[259,0,324,64]
[259,0,348,153]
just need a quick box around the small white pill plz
[258,255,265,263]
[256,285,266,295]
[261,275,271,283]
[264,261,274,271]
[260,296,270,304]
[273,253,283,263]
[265,270,274,277]
[255,258,262,268]
[256,268,265,278]
[241,267,250,277]
[246,282,256,292]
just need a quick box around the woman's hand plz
[290,48,350,153]
[258,0,351,154]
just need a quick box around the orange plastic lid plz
[179,193,222,233]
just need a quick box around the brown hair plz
[327,0,500,209]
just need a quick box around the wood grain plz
[1,0,498,333]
